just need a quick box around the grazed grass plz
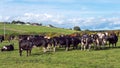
[0,38,120,68]
[0,23,120,68]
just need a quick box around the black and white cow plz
[49,35,72,51]
[70,36,81,49]
[28,35,48,52]
[19,35,49,56]
[81,34,93,51]
[1,44,14,51]
[57,36,71,51]
[92,32,108,50]
[8,35,15,42]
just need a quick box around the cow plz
[50,35,81,51]
[107,33,118,48]
[0,35,4,43]
[81,34,93,51]
[47,36,60,52]
[8,35,15,42]
[92,32,108,50]
[19,35,30,40]
[19,34,51,56]
[1,44,14,51]
[70,36,81,49]
[57,35,72,51]
[49,35,72,51]
[28,35,48,52]
[19,39,33,56]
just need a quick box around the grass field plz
[0,23,76,35]
[0,37,120,68]
[0,23,120,68]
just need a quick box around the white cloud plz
[0,16,2,21]
[12,13,65,25]
[1,13,120,30]
[108,17,120,25]
[44,13,53,18]
[0,16,10,22]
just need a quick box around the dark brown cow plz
[19,39,33,56]
[0,35,4,43]
[107,33,118,48]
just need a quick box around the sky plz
[0,0,120,30]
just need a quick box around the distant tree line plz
[1,20,82,31]
[11,20,42,26]
[11,20,25,24]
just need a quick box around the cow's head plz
[1,46,7,51]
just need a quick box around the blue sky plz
[0,0,120,30]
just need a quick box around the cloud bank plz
[0,13,120,30]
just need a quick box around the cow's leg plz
[112,43,114,48]
[97,44,100,50]
[73,43,78,49]
[43,47,47,52]
[0,39,1,43]
[27,50,29,56]
[29,50,31,56]
[94,43,97,50]
[84,44,86,51]
[102,42,105,49]
[66,46,69,51]
[102,44,105,49]
[72,43,75,49]
[81,43,84,50]
[72,43,77,49]
[58,44,61,48]
[47,44,51,51]
[109,43,110,48]
[53,46,56,52]
[20,51,22,56]
[115,43,117,47]
[88,44,91,51]
[52,42,56,52]
[53,43,56,52]
[65,44,70,51]
[95,44,97,50]
[75,44,78,49]
[19,49,22,56]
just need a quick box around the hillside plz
[0,23,76,35]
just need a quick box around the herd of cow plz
[0,32,119,56]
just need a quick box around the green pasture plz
[0,37,120,68]
[0,23,75,35]
[0,23,120,68]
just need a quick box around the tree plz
[11,20,16,24]
[73,26,81,31]
[16,20,25,24]
[11,20,25,24]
